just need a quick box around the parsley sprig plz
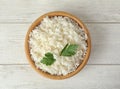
[60,43,79,56]
[40,52,56,66]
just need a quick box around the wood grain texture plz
[0,24,29,64]
[0,65,120,89]
[0,24,120,64]
[88,24,120,64]
[0,0,120,23]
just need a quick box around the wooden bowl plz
[25,11,91,80]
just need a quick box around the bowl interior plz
[25,11,91,80]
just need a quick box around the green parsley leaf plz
[40,52,56,66]
[60,43,79,56]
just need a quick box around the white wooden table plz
[0,0,120,89]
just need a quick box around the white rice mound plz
[29,16,88,75]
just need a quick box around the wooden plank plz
[0,0,120,23]
[0,24,29,64]
[88,24,120,64]
[0,24,120,64]
[0,65,119,89]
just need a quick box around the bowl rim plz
[25,11,91,80]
